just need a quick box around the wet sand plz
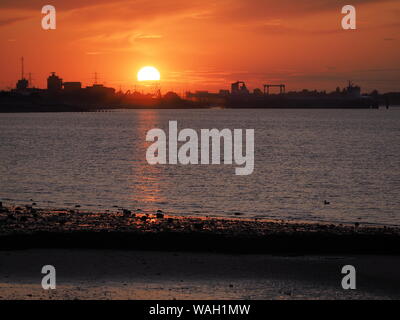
[0,249,399,300]
[0,205,399,299]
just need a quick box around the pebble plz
[193,223,203,230]
[123,209,131,216]
[156,212,164,219]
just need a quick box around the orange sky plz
[0,0,399,93]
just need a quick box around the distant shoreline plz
[0,105,394,113]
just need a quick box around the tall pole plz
[21,57,24,79]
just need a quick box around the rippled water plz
[1,108,399,225]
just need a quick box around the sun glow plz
[137,66,161,81]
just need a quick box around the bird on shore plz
[324,200,330,205]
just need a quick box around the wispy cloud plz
[0,16,29,26]
[135,34,163,41]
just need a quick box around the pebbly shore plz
[0,204,399,254]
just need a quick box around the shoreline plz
[0,105,394,113]
[1,205,400,254]
[1,205,400,300]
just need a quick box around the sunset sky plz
[0,0,399,93]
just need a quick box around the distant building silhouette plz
[231,81,249,95]
[16,78,28,91]
[85,84,115,96]
[1,59,384,110]
[63,82,82,93]
[345,81,361,98]
[47,72,63,93]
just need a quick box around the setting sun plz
[137,66,161,82]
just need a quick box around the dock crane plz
[263,84,286,95]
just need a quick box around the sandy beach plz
[0,205,399,300]
[0,249,399,300]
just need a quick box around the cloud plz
[134,34,163,41]
[0,0,204,22]
[1,0,391,24]
[0,0,118,10]
[209,0,390,23]
[251,22,342,36]
[0,16,29,26]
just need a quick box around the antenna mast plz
[28,73,33,87]
[21,57,24,79]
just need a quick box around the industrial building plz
[47,72,63,93]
